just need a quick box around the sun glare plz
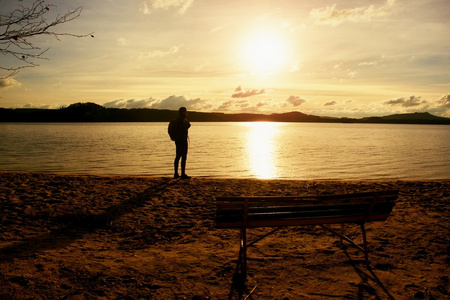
[244,122,280,179]
[242,30,287,74]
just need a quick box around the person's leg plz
[174,155,180,178]
[180,139,190,179]
[181,154,186,175]
[174,141,181,178]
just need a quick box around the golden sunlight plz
[242,30,287,74]
[244,122,280,179]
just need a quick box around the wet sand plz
[0,172,448,299]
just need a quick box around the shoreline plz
[1,172,449,299]
[2,170,450,182]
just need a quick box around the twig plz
[244,283,258,300]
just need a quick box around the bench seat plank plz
[216,200,396,228]
[217,201,395,215]
[216,213,393,228]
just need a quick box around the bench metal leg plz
[320,224,371,266]
[239,227,247,280]
[360,223,369,266]
[247,227,282,248]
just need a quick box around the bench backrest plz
[216,190,398,228]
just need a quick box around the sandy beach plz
[0,172,448,299]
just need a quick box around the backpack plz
[168,119,181,141]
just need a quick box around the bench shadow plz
[0,179,175,261]
[227,249,249,300]
[342,249,395,300]
[225,237,395,300]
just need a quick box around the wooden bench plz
[215,190,398,280]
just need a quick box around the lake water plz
[0,122,449,180]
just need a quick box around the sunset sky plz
[1,0,449,117]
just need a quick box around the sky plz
[0,0,449,118]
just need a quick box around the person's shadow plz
[0,179,175,261]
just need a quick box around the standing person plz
[173,107,191,179]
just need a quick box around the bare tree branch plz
[0,0,92,78]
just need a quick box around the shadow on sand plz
[0,179,176,261]
[226,236,395,300]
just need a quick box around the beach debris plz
[244,283,258,300]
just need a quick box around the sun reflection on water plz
[243,122,280,179]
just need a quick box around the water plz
[0,122,449,180]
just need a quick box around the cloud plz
[117,38,129,46]
[216,100,234,111]
[310,0,396,26]
[379,94,450,117]
[436,94,450,108]
[215,98,266,113]
[104,95,210,111]
[139,0,194,15]
[0,77,21,89]
[324,101,337,106]
[431,94,450,117]
[256,101,267,108]
[23,103,62,109]
[347,70,357,78]
[150,95,210,110]
[139,45,181,58]
[103,99,157,109]
[285,95,307,106]
[8,103,62,109]
[359,61,379,67]
[384,96,427,107]
[209,23,230,34]
[231,86,265,98]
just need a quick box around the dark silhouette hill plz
[361,112,450,124]
[1,102,449,124]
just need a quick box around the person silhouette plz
[173,107,191,179]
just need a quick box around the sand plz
[0,172,448,299]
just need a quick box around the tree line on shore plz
[1,102,449,124]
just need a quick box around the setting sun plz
[242,30,288,74]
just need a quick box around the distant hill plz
[1,102,449,124]
[361,112,450,124]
